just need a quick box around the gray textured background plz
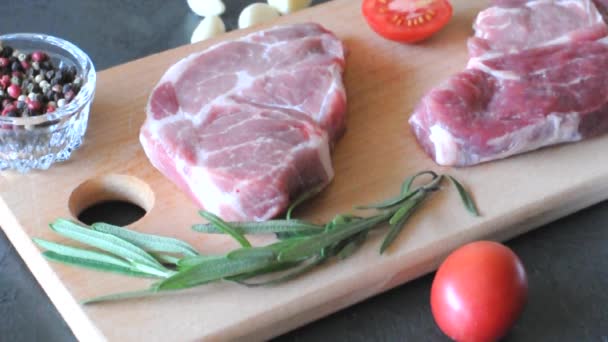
[0,1,607,341]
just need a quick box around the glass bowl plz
[0,33,96,173]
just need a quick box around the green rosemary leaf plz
[447,176,480,216]
[198,211,252,248]
[422,174,444,192]
[388,192,425,225]
[357,171,438,210]
[157,256,273,290]
[92,222,199,257]
[83,289,160,305]
[331,214,363,226]
[50,219,166,272]
[337,231,369,260]
[275,230,322,240]
[278,213,392,263]
[227,247,276,260]
[193,219,323,235]
[226,261,300,283]
[41,251,156,278]
[34,238,132,269]
[354,191,416,210]
[286,184,325,220]
[150,253,181,265]
[401,170,438,194]
[380,193,427,254]
[235,256,326,287]
[177,255,224,271]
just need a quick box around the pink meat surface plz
[409,39,608,166]
[140,23,347,221]
[468,0,607,58]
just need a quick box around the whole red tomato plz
[430,241,528,342]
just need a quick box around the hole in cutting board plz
[78,200,146,226]
[69,174,155,226]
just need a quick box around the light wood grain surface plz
[2,0,607,340]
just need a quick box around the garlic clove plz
[267,0,312,14]
[238,3,281,29]
[187,0,226,17]
[191,16,226,43]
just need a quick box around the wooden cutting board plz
[2,0,607,340]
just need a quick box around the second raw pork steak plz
[410,39,608,166]
[140,23,347,221]
[410,0,608,166]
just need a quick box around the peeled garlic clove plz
[187,0,226,17]
[238,3,281,29]
[191,16,226,43]
[267,0,312,14]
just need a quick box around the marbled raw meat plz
[410,39,608,166]
[140,23,347,221]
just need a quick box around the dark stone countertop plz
[0,1,606,341]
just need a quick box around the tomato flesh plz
[362,0,453,43]
[430,241,528,342]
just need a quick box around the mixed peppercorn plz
[0,41,82,118]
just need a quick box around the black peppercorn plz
[54,71,63,82]
[45,70,54,80]
[2,46,13,58]
[11,61,21,72]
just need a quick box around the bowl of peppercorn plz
[0,33,95,173]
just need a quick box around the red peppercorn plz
[2,99,11,108]
[0,58,9,68]
[46,105,56,113]
[27,99,41,112]
[31,51,47,62]
[2,104,16,116]
[20,60,30,70]
[11,71,22,78]
[0,75,10,89]
[7,84,21,98]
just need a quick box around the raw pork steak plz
[140,23,347,221]
[468,0,607,58]
[409,39,608,166]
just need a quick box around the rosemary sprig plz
[34,171,478,304]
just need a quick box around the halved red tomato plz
[362,0,453,43]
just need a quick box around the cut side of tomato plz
[362,0,453,43]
